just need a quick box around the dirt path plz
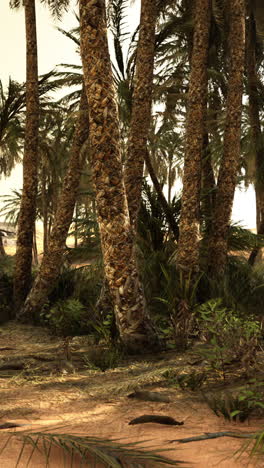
[0,323,262,467]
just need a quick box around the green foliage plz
[174,372,207,391]
[196,299,261,378]
[228,223,264,252]
[43,298,90,337]
[202,391,257,422]
[0,256,14,323]
[156,268,202,349]
[83,346,123,372]
[49,264,102,308]
[203,382,264,422]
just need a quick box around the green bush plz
[44,298,91,337]
[196,298,261,378]
[203,382,264,422]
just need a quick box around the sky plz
[0,1,256,228]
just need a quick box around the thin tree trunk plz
[41,161,48,255]
[79,0,158,353]
[18,89,89,321]
[0,235,6,256]
[32,222,38,266]
[201,132,216,236]
[176,0,211,273]
[124,0,157,230]
[74,202,78,249]
[246,12,264,265]
[208,0,246,275]
[144,149,179,240]
[14,0,39,311]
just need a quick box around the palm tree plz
[79,0,158,353]
[11,0,40,311]
[246,10,264,264]
[0,79,24,175]
[176,0,211,274]
[18,88,90,322]
[10,0,70,311]
[124,0,157,230]
[208,0,246,275]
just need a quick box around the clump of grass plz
[202,389,264,422]
[83,346,124,372]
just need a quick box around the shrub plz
[83,346,123,372]
[196,299,261,378]
[43,298,91,337]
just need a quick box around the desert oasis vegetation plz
[1,0,264,466]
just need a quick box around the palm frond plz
[0,430,184,467]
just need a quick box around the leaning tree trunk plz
[176,0,211,273]
[17,89,89,322]
[246,12,264,265]
[79,0,158,353]
[14,0,39,312]
[208,0,246,275]
[124,0,157,230]
[144,149,179,240]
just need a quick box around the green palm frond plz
[228,224,264,252]
[0,430,184,467]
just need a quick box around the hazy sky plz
[0,1,256,228]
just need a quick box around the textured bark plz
[144,149,179,240]
[17,89,89,321]
[246,13,264,265]
[176,0,211,273]
[14,0,39,311]
[79,0,158,353]
[208,0,246,275]
[124,0,157,230]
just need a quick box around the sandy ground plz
[0,324,262,467]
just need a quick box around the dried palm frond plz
[0,430,184,467]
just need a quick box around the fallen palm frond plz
[232,428,264,463]
[0,430,185,467]
[84,365,183,397]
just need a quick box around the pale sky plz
[0,1,256,228]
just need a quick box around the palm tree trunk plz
[124,0,157,230]
[208,0,246,275]
[14,0,39,312]
[176,0,211,273]
[17,89,89,321]
[79,0,158,353]
[246,12,264,265]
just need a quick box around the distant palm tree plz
[0,79,24,175]
[10,0,70,311]
[9,0,40,310]
[19,88,90,322]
